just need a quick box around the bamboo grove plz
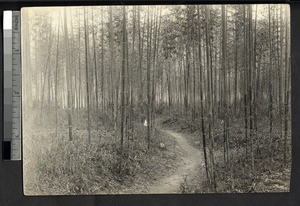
[22,4,291,189]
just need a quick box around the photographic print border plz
[0,0,299,205]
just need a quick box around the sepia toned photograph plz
[22,4,291,195]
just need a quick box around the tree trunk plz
[55,14,60,137]
[205,5,217,190]
[91,8,99,131]
[197,5,210,181]
[84,7,91,142]
[63,8,73,141]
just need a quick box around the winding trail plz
[147,129,205,193]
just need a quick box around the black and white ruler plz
[3,10,21,161]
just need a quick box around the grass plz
[23,110,181,195]
[160,111,292,193]
[23,107,291,194]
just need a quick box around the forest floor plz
[23,111,291,194]
[160,114,291,193]
[24,113,206,195]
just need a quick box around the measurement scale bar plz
[11,11,21,160]
[3,11,21,160]
[3,10,13,160]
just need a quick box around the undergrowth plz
[161,111,291,193]
[23,110,180,195]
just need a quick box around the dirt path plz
[147,129,205,193]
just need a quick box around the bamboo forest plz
[22,4,291,195]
